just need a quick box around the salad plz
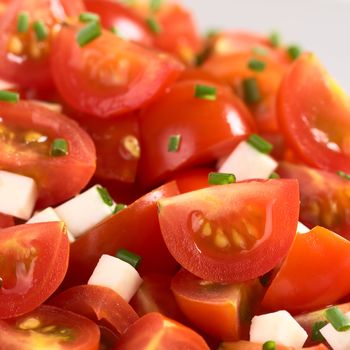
[0,0,349,349]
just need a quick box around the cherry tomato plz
[0,0,85,91]
[262,226,350,313]
[171,268,264,341]
[174,168,213,194]
[277,53,350,174]
[50,284,139,338]
[0,305,100,350]
[138,80,255,189]
[114,312,210,350]
[0,101,96,208]
[158,179,299,283]
[0,222,69,319]
[0,213,14,229]
[51,26,183,118]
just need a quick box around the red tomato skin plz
[0,101,96,208]
[262,226,350,313]
[219,341,293,350]
[64,182,180,288]
[0,223,69,319]
[50,284,139,337]
[174,168,214,194]
[158,179,300,283]
[51,26,184,118]
[138,80,255,189]
[114,312,210,350]
[0,213,14,229]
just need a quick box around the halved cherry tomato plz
[85,0,153,46]
[171,268,264,341]
[65,182,179,287]
[0,222,69,319]
[277,53,350,174]
[262,226,350,313]
[0,0,85,91]
[0,101,96,208]
[174,168,213,194]
[158,179,299,282]
[51,26,183,118]
[0,213,14,228]
[50,284,139,338]
[278,161,350,240]
[0,305,100,350]
[138,80,255,188]
[115,312,210,350]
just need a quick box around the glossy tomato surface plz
[0,213,14,228]
[158,179,299,282]
[0,223,69,319]
[174,168,213,194]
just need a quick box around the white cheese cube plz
[27,207,75,243]
[88,254,143,302]
[0,171,38,220]
[218,141,278,181]
[55,185,115,238]
[320,311,350,350]
[297,221,310,234]
[250,310,308,349]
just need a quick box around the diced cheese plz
[88,254,143,302]
[250,310,308,349]
[55,185,115,238]
[297,221,310,234]
[320,311,350,350]
[26,207,75,243]
[0,171,38,220]
[218,141,278,181]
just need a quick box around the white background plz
[182,0,350,93]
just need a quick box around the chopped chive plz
[195,46,211,66]
[242,78,261,104]
[116,248,141,269]
[269,172,280,179]
[208,172,236,185]
[263,341,276,350]
[194,84,217,101]
[33,20,48,41]
[79,12,100,23]
[150,0,162,12]
[17,12,29,33]
[76,21,102,47]
[247,58,266,72]
[311,321,327,342]
[287,45,302,60]
[325,307,350,332]
[113,203,127,214]
[252,46,268,56]
[269,31,281,47]
[50,138,68,157]
[0,90,19,103]
[168,134,181,152]
[96,186,114,207]
[247,134,273,154]
[337,170,350,180]
[146,17,161,34]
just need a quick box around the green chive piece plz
[337,170,350,180]
[325,307,350,332]
[50,138,68,157]
[17,12,29,33]
[263,340,276,350]
[113,203,127,214]
[195,46,211,66]
[96,186,114,207]
[247,58,266,72]
[146,17,161,34]
[168,135,181,152]
[287,45,302,60]
[269,31,281,47]
[150,0,162,12]
[311,321,327,342]
[76,21,102,47]
[247,134,273,154]
[0,90,19,103]
[116,248,141,269]
[269,172,280,179]
[194,84,217,101]
[33,20,48,41]
[242,78,261,104]
[208,172,236,185]
[252,46,268,56]
[79,12,100,23]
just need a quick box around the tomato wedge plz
[158,179,299,282]
[0,222,69,319]
[277,53,350,173]
[0,101,96,207]
[51,26,183,118]
[0,213,14,229]
[0,305,100,350]
[262,226,350,313]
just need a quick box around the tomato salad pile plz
[0,0,350,349]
